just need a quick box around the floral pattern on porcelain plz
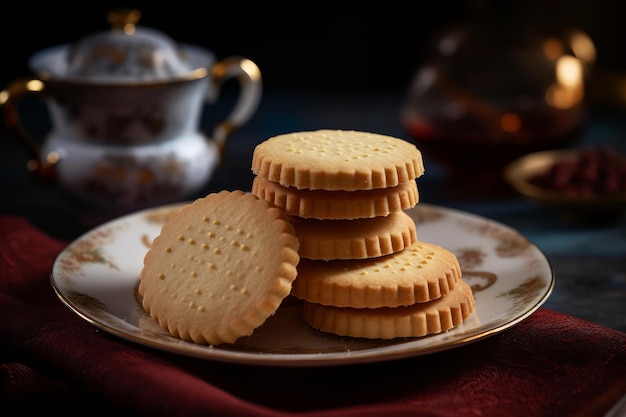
[50,203,554,366]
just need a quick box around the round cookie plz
[138,190,300,346]
[291,240,462,309]
[251,129,425,191]
[252,176,419,219]
[291,211,417,260]
[302,280,475,339]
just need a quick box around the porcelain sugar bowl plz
[1,9,262,218]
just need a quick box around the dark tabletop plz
[1,88,625,334]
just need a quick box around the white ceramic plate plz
[51,203,554,367]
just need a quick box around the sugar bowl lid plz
[64,9,194,81]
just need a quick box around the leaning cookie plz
[138,190,300,346]
[301,280,475,339]
[291,240,462,309]
[251,130,425,191]
[291,211,417,260]
[252,176,419,219]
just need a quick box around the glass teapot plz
[400,10,593,195]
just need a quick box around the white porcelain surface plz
[50,203,554,367]
[43,132,219,209]
[4,44,261,213]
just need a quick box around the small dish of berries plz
[503,146,626,224]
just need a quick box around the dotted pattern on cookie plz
[138,190,299,346]
[251,130,425,191]
[291,241,462,308]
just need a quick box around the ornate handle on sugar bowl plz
[1,78,57,182]
[209,56,263,155]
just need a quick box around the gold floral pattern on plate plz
[50,203,554,366]
[54,221,124,283]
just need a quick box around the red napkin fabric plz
[1,215,626,417]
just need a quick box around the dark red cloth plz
[1,215,625,417]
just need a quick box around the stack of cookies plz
[251,129,475,339]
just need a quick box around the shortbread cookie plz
[252,176,419,219]
[302,280,475,339]
[291,241,462,308]
[292,211,417,260]
[251,130,425,191]
[138,190,300,346]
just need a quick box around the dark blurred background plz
[2,0,626,342]
[1,0,623,94]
